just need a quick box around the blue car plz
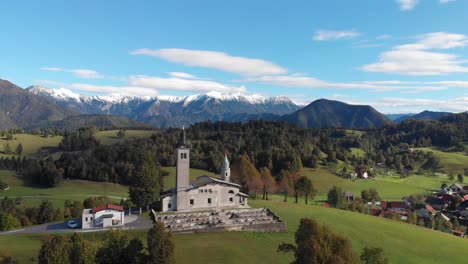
[67,219,79,229]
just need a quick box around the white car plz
[67,219,79,229]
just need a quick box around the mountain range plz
[0,79,458,130]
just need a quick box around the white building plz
[81,204,125,229]
[161,128,249,212]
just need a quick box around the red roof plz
[322,203,330,208]
[92,204,124,213]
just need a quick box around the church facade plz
[161,129,249,212]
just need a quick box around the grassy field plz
[2,200,468,263]
[0,134,62,159]
[300,166,445,201]
[416,147,468,175]
[161,166,219,190]
[93,130,156,145]
[0,170,129,207]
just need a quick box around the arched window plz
[228,190,235,194]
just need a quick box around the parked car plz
[67,219,79,229]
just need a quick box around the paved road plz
[0,214,151,236]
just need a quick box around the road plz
[0,214,153,236]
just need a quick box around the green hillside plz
[94,130,156,145]
[2,200,468,263]
[416,147,468,175]
[0,134,62,159]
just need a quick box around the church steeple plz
[221,154,231,182]
[178,126,188,148]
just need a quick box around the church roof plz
[191,176,241,188]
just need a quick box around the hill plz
[34,114,151,130]
[395,110,453,123]
[281,99,393,129]
[0,80,73,129]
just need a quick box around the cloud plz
[131,48,287,76]
[376,34,392,40]
[397,0,419,10]
[440,0,455,3]
[244,75,446,92]
[374,97,468,112]
[41,67,102,79]
[313,30,361,41]
[361,32,468,75]
[168,72,198,79]
[128,75,246,93]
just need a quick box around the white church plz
[161,128,249,212]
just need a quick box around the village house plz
[81,204,125,229]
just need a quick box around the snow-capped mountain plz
[27,86,301,127]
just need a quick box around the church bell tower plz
[176,127,190,193]
[221,154,231,182]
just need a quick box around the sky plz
[1,0,468,113]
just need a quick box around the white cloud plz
[362,32,468,75]
[128,75,246,93]
[440,0,455,4]
[168,72,198,79]
[313,30,361,41]
[131,48,287,76]
[397,0,419,10]
[245,75,446,92]
[41,67,102,79]
[374,97,468,112]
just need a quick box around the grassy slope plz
[0,134,62,159]
[416,147,468,175]
[300,167,446,201]
[94,130,155,145]
[0,170,128,207]
[2,200,468,264]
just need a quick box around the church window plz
[228,190,235,194]
[180,153,183,159]
[183,153,187,159]
[226,172,228,176]
[208,198,212,204]
[209,189,212,193]
[190,199,194,205]
[85,217,88,222]
[168,203,172,208]
[90,217,93,221]
[229,197,233,202]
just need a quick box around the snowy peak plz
[27,85,83,101]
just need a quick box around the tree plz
[232,155,261,196]
[0,213,20,231]
[69,233,93,264]
[117,130,126,139]
[146,221,175,264]
[360,247,389,264]
[95,229,144,264]
[15,143,23,156]
[38,236,71,264]
[129,152,161,209]
[279,171,293,202]
[278,218,360,264]
[259,167,276,200]
[327,186,346,208]
[294,176,315,204]
[36,200,55,224]
[457,174,464,183]
[0,251,17,264]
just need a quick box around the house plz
[381,201,408,212]
[344,192,355,202]
[425,197,448,211]
[440,187,453,195]
[452,230,466,238]
[81,204,125,229]
[349,172,358,180]
[362,171,368,179]
[161,128,249,212]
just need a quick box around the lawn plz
[300,167,444,201]
[2,200,468,263]
[416,147,468,176]
[93,130,156,145]
[0,170,129,207]
[0,134,62,159]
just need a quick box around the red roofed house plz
[82,204,124,229]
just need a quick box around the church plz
[161,128,249,212]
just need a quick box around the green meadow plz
[93,130,156,145]
[416,147,468,175]
[0,170,128,207]
[2,200,468,264]
[0,134,63,159]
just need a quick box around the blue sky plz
[1,0,468,113]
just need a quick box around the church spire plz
[178,126,188,148]
[221,154,231,182]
